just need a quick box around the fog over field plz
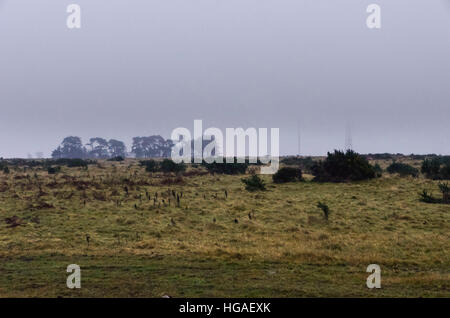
[0,0,449,157]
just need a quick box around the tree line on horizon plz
[51,136,174,159]
[51,135,218,160]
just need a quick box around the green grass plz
[0,160,448,297]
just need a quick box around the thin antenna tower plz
[345,123,353,151]
[297,121,301,157]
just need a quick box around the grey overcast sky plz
[0,0,449,157]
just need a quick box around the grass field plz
[0,159,448,297]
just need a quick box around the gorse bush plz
[364,153,396,160]
[202,161,248,175]
[438,182,449,203]
[272,167,302,183]
[107,156,125,162]
[421,158,441,179]
[419,190,438,203]
[47,166,61,174]
[0,161,9,174]
[386,162,419,177]
[139,159,186,173]
[280,157,315,173]
[0,159,95,169]
[373,163,383,177]
[160,159,186,173]
[140,160,159,172]
[419,183,450,204]
[421,158,450,180]
[440,164,450,180]
[53,158,95,168]
[241,174,266,191]
[311,150,376,182]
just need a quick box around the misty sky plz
[0,0,449,157]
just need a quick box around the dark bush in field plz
[272,167,302,183]
[419,183,450,204]
[421,158,450,180]
[241,174,266,191]
[373,163,383,177]
[363,153,397,160]
[280,157,315,173]
[440,164,450,180]
[317,201,330,220]
[1,159,39,167]
[47,166,61,174]
[0,161,7,170]
[311,150,376,182]
[419,190,438,203]
[160,159,186,173]
[107,156,125,162]
[439,182,449,203]
[140,160,159,172]
[0,158,95,169]
[440,156,450,166]
[203,161,248,175]
[139,159,186,173]
[53,158,95,168]
[387,162,419,177]
[421,158,441,179]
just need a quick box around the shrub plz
[280,157,315,173]
[272,167,302,183]
[107,156,124,162]
[140,160,159,172]
[53,158,95,168]
[139,159,186,173]
[317,201,330,220]
[419,190,439,204]
[311,150,376,182]
[387,162,418,177]
[203,161,248,175]
[160,159,186,173]
[241,175,266,191]
[421,158,450,180]
[438,182,449,203]
[373,163,383,177]
[3,166,10,174]
[364,153,396,160]
[440,164,450,180]
[421,158,441,179]
[47,166,61,174]
[419,184,450,204]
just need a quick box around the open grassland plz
[0,159,448,297]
